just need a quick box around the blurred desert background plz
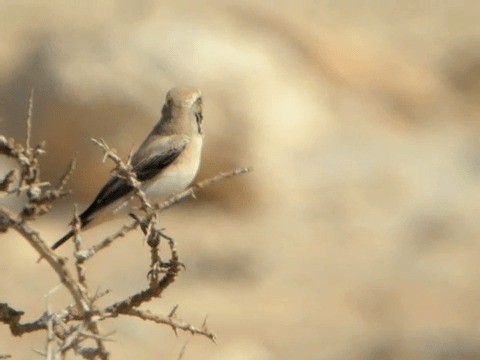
[2,0,480,359]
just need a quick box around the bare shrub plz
[0,94,250,359]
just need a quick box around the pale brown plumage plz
[52,86,204,250]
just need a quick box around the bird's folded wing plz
[133,135,189,181]
[79,135,189,223]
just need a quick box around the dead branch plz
[125,308,216,342]
[0,102,250,358]
[156,167,252,212]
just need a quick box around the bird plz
[51,86,204,250]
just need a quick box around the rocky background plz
[1,1,480,359]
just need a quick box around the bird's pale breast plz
[142,134,203,202]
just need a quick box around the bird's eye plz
[195,110,203,123]
[195,110,203,134]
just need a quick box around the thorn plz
[31,349,46,356]
[201,315,208,330]
[127,144,135,165]
[44,283,63,298]
[171,324,178,337]
[26,88,34,151]
[177,342,189,360]
[169,305,179,318]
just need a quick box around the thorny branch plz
[0,105,251,358]
[126,307,216,341]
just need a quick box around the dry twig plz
[0,102,250,358]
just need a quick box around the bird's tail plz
[51,230,75,250]
[51,216,92,250]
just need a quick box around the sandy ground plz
[2,1,480,359]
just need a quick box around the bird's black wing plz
[79,139,188,223]
[51,176,133,250]
[134,145,186,181]
[78,176,132,224]
[51,137,188,250]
